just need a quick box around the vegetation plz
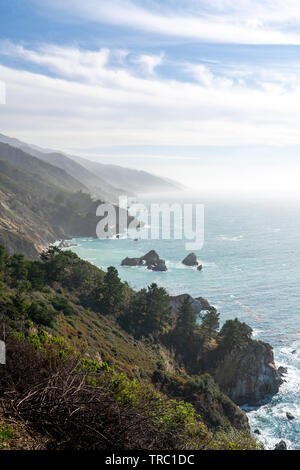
[119,283,172,338]
[0,245,262,450]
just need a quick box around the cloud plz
[36,0,300,44]
[134,53,164,75]
[186,64,233,88]
[2,41,300,152]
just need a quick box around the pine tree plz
[120,283,171,338]
[218,318,252,350]
[177,296,196,336]
[9,254,28,283]
[201,307,220,338]
[99,266,125,315]
[143,283,171,336]
[0,245,6,271]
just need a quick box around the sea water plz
[68,194,300,450]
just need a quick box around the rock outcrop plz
[58,240,77,249]
[182,253,199,266]
[278,366,288,376]
[169,293,211,315]
[213,340,283,406]
[121,250,167,271]
[274,440,287,450]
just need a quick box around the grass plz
[0,425,15,442]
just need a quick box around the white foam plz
[217,234,244,241]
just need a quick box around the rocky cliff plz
[212,340,283,406]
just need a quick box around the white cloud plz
[36,0,300,44]
[186,64,233,88]
[1,42,300,151]
[135,53,164,75]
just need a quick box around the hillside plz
[0,132,184,260]
[69,155,184,194]
[0,158,133,258]
[0,142,86,194]
[0,133,183,196]
[0,135,129,203]
[0,246,281,450]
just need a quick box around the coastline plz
[65,226,300,450]
[62,234,293,449]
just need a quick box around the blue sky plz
[1,0,300,196]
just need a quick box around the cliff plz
[212,340,283,406]
[0,159,135,259]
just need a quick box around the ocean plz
[68,193,300,450]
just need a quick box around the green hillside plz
[0,246,262,450]
[0,142,86,193]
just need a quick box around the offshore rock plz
[121,257,141,267]
[182,252,199,266]
[274,440,287,450]
[169,293,211,315]
[213,340,283,406]
[121,250,167,271]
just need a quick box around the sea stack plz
[121,250,167,271]
[182,253,199,266]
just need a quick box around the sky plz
[1,1,300,197]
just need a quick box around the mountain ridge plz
[0,133,183,198]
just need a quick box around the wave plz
[217,234,244,241]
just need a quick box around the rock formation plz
[58,240,77,248]
[121,250,167,271]
[213,340,283,406]
[274,440,287,450]
[169,293,211,315]
[182,253,199,266]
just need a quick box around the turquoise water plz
[68,194,300,450]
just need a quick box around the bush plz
[51,296,74,316]
[0,333,210,450]
[27,301,57,327]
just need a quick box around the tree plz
[218,318,252,350]
[40,246,61,263]
[143,283,171,337]
[9,292,28,320]
[99,266,125,315]
[0,245,6,272]
[9,254,28,283]
[201,307,220,338]
[27,261,46,290]
[41,249,78,283]
[120,283,171,338]
[177,296,196,337]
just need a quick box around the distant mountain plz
[69,155,184,194]
[0,133,183,197]
[0,157,134,258]
[0,132,183,257]
[0,142,86,193]
[0,134,128,203]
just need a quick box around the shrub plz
[52,296,74,316]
